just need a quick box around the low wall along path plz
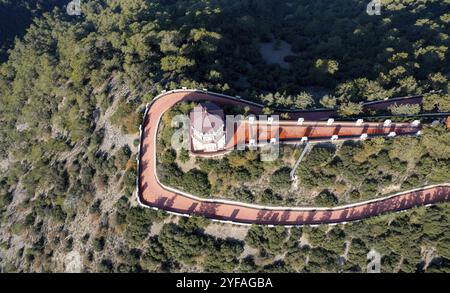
[136,89,450,226]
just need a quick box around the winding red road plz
[137,90,450,225]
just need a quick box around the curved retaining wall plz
[135,89,450,226]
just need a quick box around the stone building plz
[190,102,226,152]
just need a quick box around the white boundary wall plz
[134,89,450,227]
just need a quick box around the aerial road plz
[137,89,450,226]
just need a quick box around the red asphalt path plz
[137,90,450,225]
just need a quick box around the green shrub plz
[270,167,292,189]
[180,169,211,196]
[97,259,114,273]
[315,190,338,206]
[245,225,289,255]
[178,148,190,163]
[260,189,283,204]
[124,207,165,245]
[92,236,105,252]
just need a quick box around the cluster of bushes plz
[115,196,166,245]
[270,167,292,190]
[296,144,337,190]
[245,225,292,256]
[137,217,244,272]
[296,127,449,205]
[158,148,211,197]
[314,190,338,207]
[110,98,142,134]
[245,203,450,273]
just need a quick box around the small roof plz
[194,102,222,112]
[190,102,224,133]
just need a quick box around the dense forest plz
[0,0,449,272]
[0,0,66,61]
